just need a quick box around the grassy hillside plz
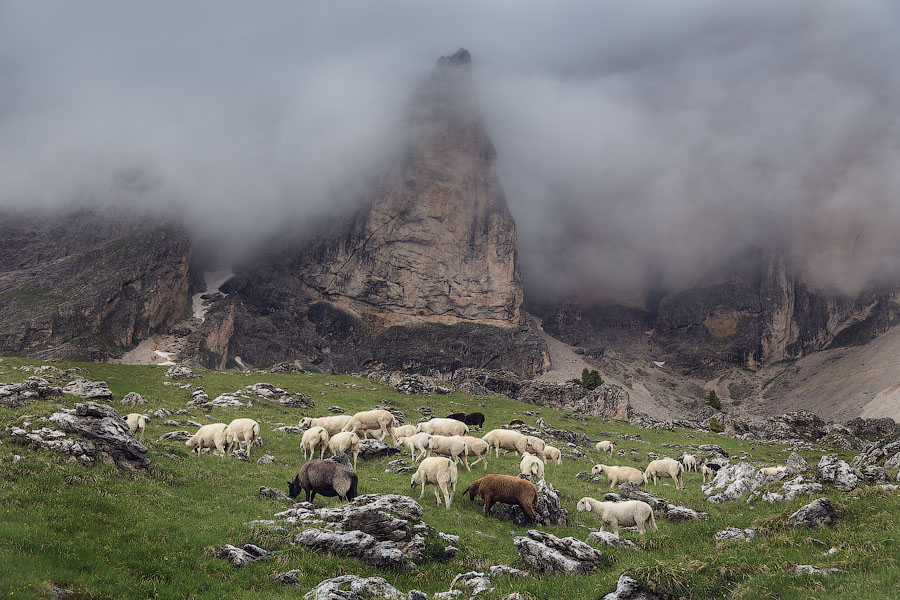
[1,357,898,599]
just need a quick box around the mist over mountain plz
[3,1,900,302]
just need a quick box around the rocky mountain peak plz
[437,47,472,67]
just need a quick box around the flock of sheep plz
[129,406,783,535]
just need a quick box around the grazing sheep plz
[524,435,546,455]
[482,429,529,457]
[390,424,417,445]
[459,435,490,470]
[519,452,545,480]
[596,440,615,456]
[125,413,146,438]
[680,453,699,472]
[342,409,397,441]
[427,435,469,469]
[700,461,720,483]
[418,417,468,437]
[463,474,538,523]
[577,497,657,535]
[759,465,787,477]
[226,418,260,457]
[298,415,352,436]
[186,423,230,456]
[288,459,358,503]
[446,412,467,422]
[541,444,562,466]
[591,464,647,488]
[397,432,433,461]
[410,457,458,508]
[645,458,685,489]
[463,412,485,428]
[301,427,330,460]
[327,431,361,470]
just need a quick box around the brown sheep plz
[463,474,538,523]
[288,459,358,503]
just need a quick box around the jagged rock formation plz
[187,50,548,376]
[0,208,202,361]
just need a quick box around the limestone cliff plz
[188,49,547,376]
[0,208,202,360]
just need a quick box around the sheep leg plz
[483,495,494,517]
[521,500,537,524]
[441,481,452,508]
[319,445,325,460]
[352,450,358,471]
[378,424,388,442]
[434,484,442,506]
[609,518,619,536]
[420,481,426,498]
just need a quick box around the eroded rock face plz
[851,437,900,469]
[0,377,62,408]
[516,381,631,420]
[513,529,604,574]
[48,402,149,470]
[787,497,839,528]
[817,454,862,492]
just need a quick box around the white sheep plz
[390,424,417,445]
[417,417,468,437]
[186,423,230,456]
[301,427,330,460]
[591,464,647,488]
[226,418,260,457]
[596,440,615,456]
[410,457,458,508]
[644,458,685,489]
[459,435,490,470]
[681,453,698,472]
[125,413,146,438]
[701,462,718,483]
[481,429,529,457]
[520,452,545,480]
[427,435,469,469]
[524,435,546,454]
[327,431,361,470]
[759,465,787,477]
[299,415,352,436]
[397,432,433,461]
[541,444,562,466]
[577,497,657,535]
[342,409,396,441]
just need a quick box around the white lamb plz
[427,435,469,469]
[186,423,230,456]
[596,440,615,456]
[481,429,529,457]
[390,424,418,445]
[410,457,458,508]
[524,435,546,454]
[541,444,562,466]
[459,436,490,470]
[520,452,545,480]
[327,431,361,470]
[125,413,146,438]
[398,432,433,461]
[645,458,685,489]
[226,418,260,457]
[417,418,468,437]
[681,453,698,472]
[342,409,396,441]
[577,497,658,535]
[591,464,647,488]
[301,426,330,460]
[299,415,352,436]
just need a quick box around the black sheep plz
[287,459,358,503]
[446,412,467,423]
[463,412,485,427]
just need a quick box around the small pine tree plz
[571,368,603,390]
[708,417,724,433]
[706,389,722,411]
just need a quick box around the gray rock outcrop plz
[601,574,660,600]
[48,402,150,470]
[513,529,604,574]
[714,528,757,542]
[817,454,862,491]
[303,576,405,600]
[62,378,113,399]
[119,392,147,406]
[516,381,631,420]
[217,543,268,567]
[0,376,62,408]
[612,483,708,521]
[787,497,839,528]
[785,452,810,475]
[702,462,765,503]
[587,531,642,551]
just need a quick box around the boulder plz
[489,566,528,578]
[513,529,604,574]
[714,528,757,542]
[62,378,113,399]
[165,365,199,380]
[793,565,845,576]
[0,377,62,408]
[698,444,729,458]
[259,486,290,501]
[761,476,823,503]
[257,454,275,466]
[817,454,862,491]
[451,571,493,596]
[785,452,810,475]
[851,437,900,469]
[158,430,192,442]
[702,462,765,503]
[120,392,147,406]
[860,465,889,482]
[303,576,404,600]
[217,543,268,567]
[587,531,641,551]
[601,574,660,600]
[502,477,568,525]
[358,439,402,459]
[787,498,839,528]
[49,402,149,470]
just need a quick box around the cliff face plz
[188,49,546,376]
[543,250,900,374]
[0,208,201,360]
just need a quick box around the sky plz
[2,1,900,303]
